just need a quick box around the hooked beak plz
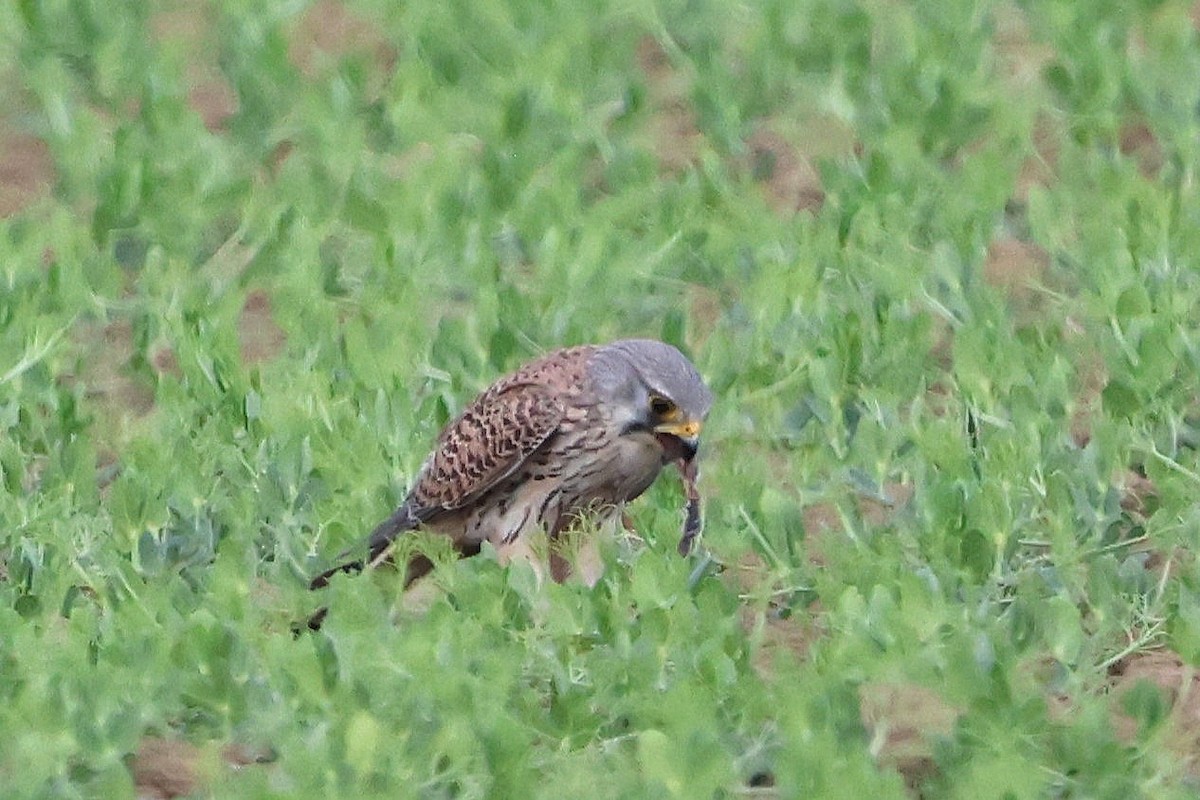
[653,419,702,461]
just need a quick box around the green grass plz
[3,0,1200,797]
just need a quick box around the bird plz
[306,338,712,626]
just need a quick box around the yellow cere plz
[654,419,702,438]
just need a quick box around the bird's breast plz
[601,431,667,502]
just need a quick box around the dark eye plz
[649,395,676,416]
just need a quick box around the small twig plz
[1097,619,1166,673]
[0,322,71,386]
[1149,447,1200,484]
[1153,552,1172,605]
[1091,534,1149,555]
[739,506,786,570]
[736,584,813,603]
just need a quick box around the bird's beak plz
[654,419,702,461]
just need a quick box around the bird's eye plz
[649,395,676,416]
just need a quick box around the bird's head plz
[590,339,713,462]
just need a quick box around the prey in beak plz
[640,390,709,555]
[653,419,702,462]
[653,419,705,556]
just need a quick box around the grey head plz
[587,338,713,459]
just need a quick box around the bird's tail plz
[307,558,364,590]
[308,504,421,590]
[301,504,423,632]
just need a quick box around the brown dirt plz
[734,480,950,795]
[1067,336,1106,449]
[634,36,704,175]
[802,481,915,567]
[1038,647,1200,780]
[1118,469,1157,518]
[1143,547,1192,587]
[860,481,916,525]
[749,604,825,680]
[288,0,398,88]
[635,32,857,215]
[989,4,1061,209]
[982,236,1050,298]
[744,126,827,214]
[1119,118,1165,178]
[187,74,239,132]
[0,129,54,217]
[238,290,287,366]
[57,317,157,495]
[731,481,912,676]
[686,285,723,349]
[131,737,199,799]
[860,681,961,794]
[730,551,825,678]
[751,112,860,213]
[130,736,271,799]
[150,8,237,131]
[1013,113,1063,206]
[1107,649,1200,775]
[380,142,439,182]
[992,4,1056,91]
[65,318,156,419]
[151,344,181,378]
[981,233,1056,326]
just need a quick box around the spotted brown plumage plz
[307,338,712,627]
[405,345,593,514]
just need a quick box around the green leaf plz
[345,711,381,776]
[1101,379,1140,418]
[1115,285,1151,320]
[637,729,682,794]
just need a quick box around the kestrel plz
[307,338,712,625]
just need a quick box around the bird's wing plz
[310,382,566,591]
[403,343,595,516]
[406,380,567,514]
[309,346,594,594]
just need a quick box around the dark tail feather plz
[308,504,421,590]
[301,606,329,632]
[308,558,365,590]
[365,504,421,565]
[301,553,430,633]
[302,504,424,630]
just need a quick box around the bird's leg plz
[549,550,572,584]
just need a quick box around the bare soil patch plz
[151,8,237,131]
[289,0,398,90]
[860,681,961,795]
[238,290,287,366]
[130,736,271,799]
[1108,648,1200,775]
[0,128,54,217]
